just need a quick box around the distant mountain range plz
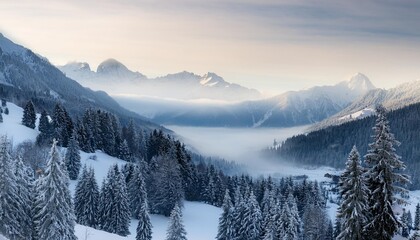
[58,59,261,102]
[116,73,377,127]
[0,33,162,130]
[311,79,420,130]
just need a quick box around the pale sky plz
[1,0,420,95]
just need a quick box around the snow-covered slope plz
[124,73,376,127]
[58,61,261,102]
[0,102,220,240]
[312,79,420,130]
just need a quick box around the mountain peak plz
[97,58,128,73]
[200,72,226,87]
[347,73,375,92]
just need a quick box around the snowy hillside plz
[311,79,420,130]
[0,101,221,240]
[58,60,261,102]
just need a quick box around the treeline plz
[266,102,420,189]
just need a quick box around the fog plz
[168,125,338,179]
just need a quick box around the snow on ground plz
[0,234,8,240]
[338,107,375,121]
[0,102,39,146]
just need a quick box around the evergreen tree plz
[34,140,77,240]
[401,209,411,238]
[74,166,100,228]
[128,165,148,219]
[136,201,152,240]
[65,131,81,180]
[415,203,420,230]
[0,111,3,123]
[166,204,187,240]
[22,100,36,129]
[14,156,34,239]
[337,146,369,240]
[364,106,410,239]
[216,190,234,240]
[239,191,262,240]
[36,110,54,146]
[118,139,131,161]
[0,137,26,239]
[99,164,131,236]
[4,107,8,115]
[148,155,184,216]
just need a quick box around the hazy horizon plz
[2,0,420,94]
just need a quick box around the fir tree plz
[0,137,26,239]
[65,131,81,180]
[74,166,100,228]
[216,190,234,240]
[128,164,148,219]
[337,146,369,240]
[37,110,54,146]
[239,191,262,240]
[136,201,152,240]
[118,139,131,161]
[99,164,131,236]
[0,111,2,123]
[14,156,34,239]
[22,100,36,129]
[4,107,8,115]
[166,204,187,240]
[401,209,411,238]
[415,203,420,230]
[364,106,410,239]
[34,140,77,240]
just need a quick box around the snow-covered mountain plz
[0,33,161,130]
[116,73,376,127]
[311,79,420,130]
[58,61,261,102]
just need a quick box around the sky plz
[1,0,420,95]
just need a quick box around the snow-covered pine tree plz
[74,166,88,223]
[22,100,36,129]
[286,192,302,239]
[37,110,54,146]
[239,191,262,239]
[364,105,410,239]
[415,203,420,230]
[14,155,34,238]
[34,140,77,240]
[74,165,100,228]
[65,131,81,180]
[99,164,131,236]
[166,204,187,240]
[136,201,152,240]
[148,154,184,216]
[401,209,411,238]
[231,186,245,239]
[0,137,27,239]
[4,107,8,115]
[216,190,234,240]
[118,139,131,161]
[0,111,3,123]
[337,146,369,240]
[128,164,148,219]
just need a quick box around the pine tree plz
[337,146,369,240]
[0,137,26,239]
[166,204,187,240]
[401,209,411,238]
[239,191,262,239]
[99,164,131,236]
[415,203,420,230]
[37,110,54,146]
[22,100,36,129]
[136,201,152,240]
[74,166,100,228]
[217,190,234,240]
[128,164,148,219]
[0,111,3,123]
[65,131,81,180]
[364,106,410,239]
[34,140,77,240]
[118,139,131,161]
[4,107,8,115]
[148,155,184,216]
[14,156,34,239]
